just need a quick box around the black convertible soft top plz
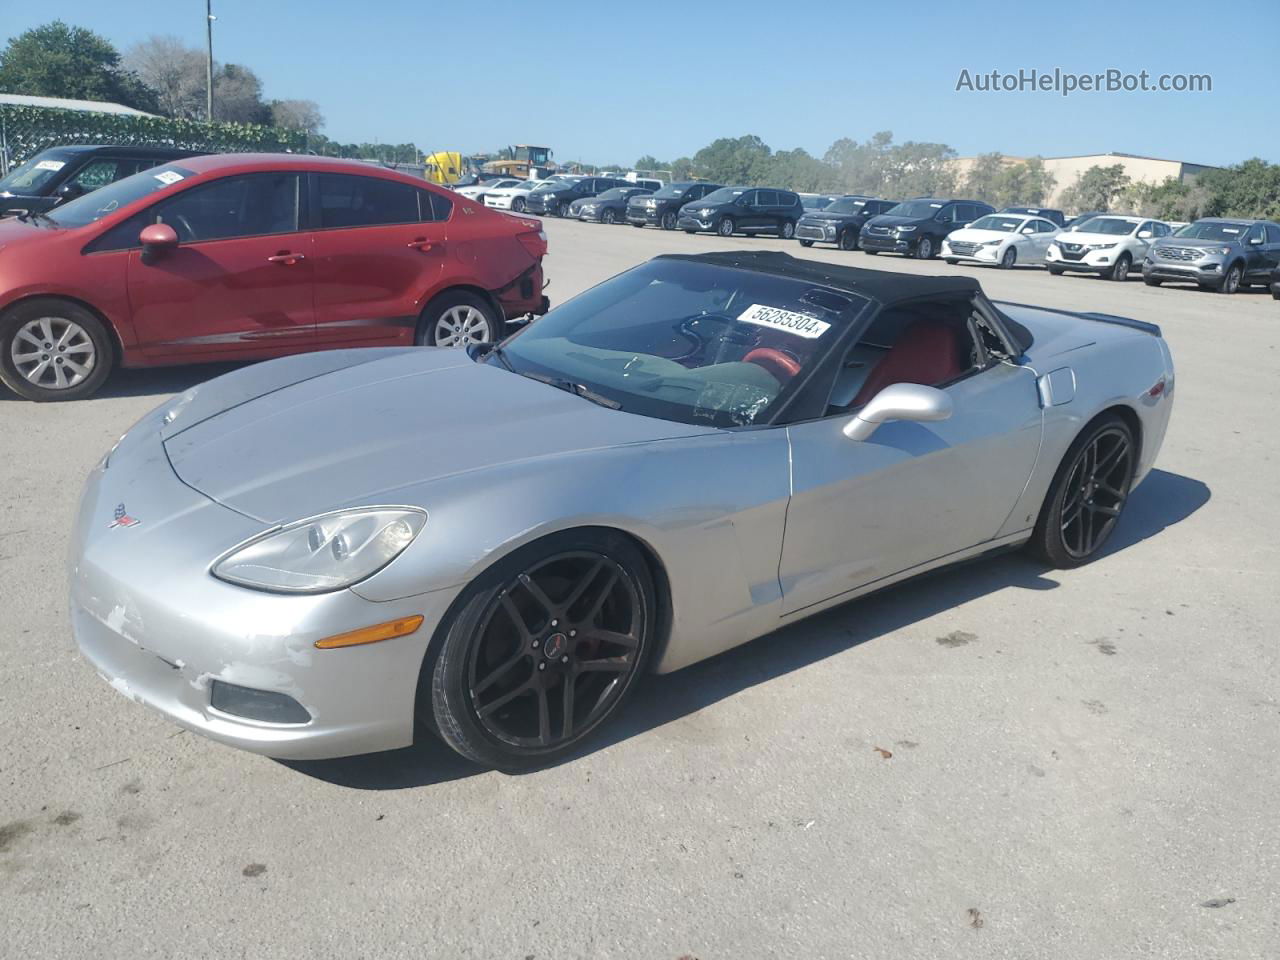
[659,250,982,305]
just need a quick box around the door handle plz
[407,238,441,252]
[267,252,305,265]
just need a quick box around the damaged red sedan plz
[0,153,548,401]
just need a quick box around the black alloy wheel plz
[428,531,654,769]
[1029,416,1135,567]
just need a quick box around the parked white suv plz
[1045,215,1172,281]
[484,179,546,213]
[941,213,1060,269]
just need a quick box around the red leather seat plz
[852,319,965,407]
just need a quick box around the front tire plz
[557,201,571,218]
[1108,253,1131,282]
[1027,414,1136,568]
[1219,263,1243,294]
[661,210,677,231]
[839,229,858,252]
[512,198,526,213]
[717,216,735,238]
[0,298,113,402]
[1144,276,1162,286]
[914,236,935,260]
[798,239,814,247]
[601,208,616,225]
[1048,265,1064,275]
[418,290,501,347]
[999,246,1017,270]
[426,529,656,770]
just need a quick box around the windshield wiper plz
[522,371,622,410]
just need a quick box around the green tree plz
[882,140,957,198]
[1058,164,1131,212]
[0,20,156,111]
[1194,158,1280,219]
[991,156,1056,208]
[693,134,772,185]
[963,152,1005,204]
[634,154,661,172]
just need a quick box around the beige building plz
[950,152,1219,208]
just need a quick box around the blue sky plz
[6,1,1277,167]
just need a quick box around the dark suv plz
[627,181,724,230]
[795,195,897,251]
[676,186,805,238]
[1141,218,1280,294]
[859,198,995,259]
[525,176,630,217]
[0,144,203,217]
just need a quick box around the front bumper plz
[484,195,515,209]
[626,206,661,225]
[1141,258,1224,283]
[859,231,915,253]
[68,420,459,760]
[1045,246,1124,273]
[942,241,1002,264]
[677,215,714,232]
[796,222,837,244]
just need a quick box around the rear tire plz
[418,290,501,347]
[1027,414,1136,569]
[425,529,656,770]
[0,298,113,402]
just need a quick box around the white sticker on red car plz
[154,170,185,185]
[737,303,831,339]
[36,159,67,172]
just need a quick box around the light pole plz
[205,0,215,122]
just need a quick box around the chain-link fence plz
[0,103,306,174]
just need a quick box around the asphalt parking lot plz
[2,218,1278,959]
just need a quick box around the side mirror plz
[843,383,954,442]
[1248,236,1264,245]
[1137,230,1152,239]
[55,182,85,203]
[1021,227,1036,234]
[139,222,179,261]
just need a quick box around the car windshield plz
[699,188,746,204]
[496,258,869,428]
[969,215,1023,232]
[884,200,945,219]
[45,164,198,227]
[1074,217,1137,236]
[1173,221,1251,241]
[0,151,75,196]
[655,184,694,198]
[823,198,869,215]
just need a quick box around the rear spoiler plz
[996,301,1162,337]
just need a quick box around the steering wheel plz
[743,347,802,381]
[667,314,740,363]
[169,214,196,243]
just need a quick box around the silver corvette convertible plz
[70,252,1175,769]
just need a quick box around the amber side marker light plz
[315,615,424,650]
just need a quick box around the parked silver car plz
[70,252,1175,769]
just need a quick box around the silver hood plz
[163,348,714,523]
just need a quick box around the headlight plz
[213,507,427,594]
[1215,246,1231,256]
[1086,242,1116,251]
[698,208,714,217]
[896,225,917,233]
[979,239,1003,247]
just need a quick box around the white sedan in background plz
[484,179,547,213]
[942,213,1060,269]
[455,178,523,202]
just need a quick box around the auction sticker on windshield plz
[36,160,67,172]
[154,170,185,185]
[737,303,831,339]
